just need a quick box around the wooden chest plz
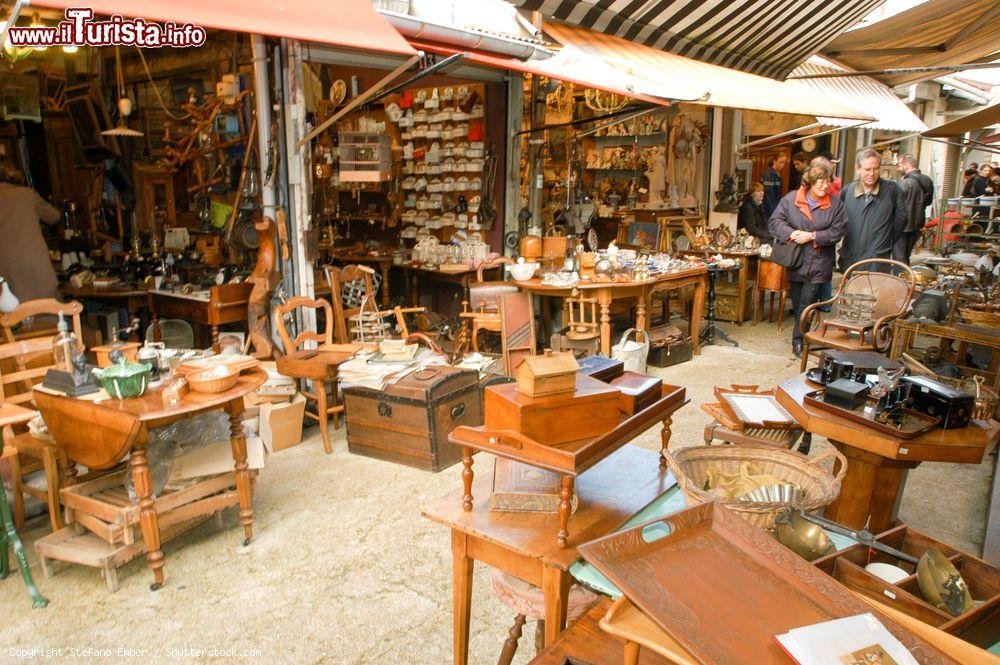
[609,371,663,415]
[343,366,482,471]
[484,374,622,445]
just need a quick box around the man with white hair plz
[895,153,934,264]
[839,149,907,273]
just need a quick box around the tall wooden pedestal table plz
[424,445,677,665]
[0,403,48,607]
[33,369,266,590]
[776,373,1000,533]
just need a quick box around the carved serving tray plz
[578,502,954,665]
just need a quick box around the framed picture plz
[625,220,660,252]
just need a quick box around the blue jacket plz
[761,167,783,218]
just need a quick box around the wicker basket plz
[664,444,846,530]
[187,367,240,394]
[959,304,1000,329]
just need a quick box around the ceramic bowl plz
[865,562,909,584]
[507,262,539,281]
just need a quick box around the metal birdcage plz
[338,132,392,182]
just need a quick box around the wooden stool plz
[490,567,599,665]
[753,258,788,330]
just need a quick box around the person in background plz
[0,159,61,302]
[737,181,772,243]
[818,151,842,196]
[970,164,993,217]
[839,149,907,273]
[809,153,839,308]
[768,162,847,357]
[789,151,810,191]
[761,153,787,219]
[962,166,979,197]
[895,154,934,264]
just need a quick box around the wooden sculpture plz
[247,213,278,359]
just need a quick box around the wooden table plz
[59,283,152,337]
[0,403,48,607]
[403,264,501,311]
[516,268,707,356]
[149,283,253,351]
[528,597,674,665]
[423,444,676,664]
[450,384,686,547]
[326,253,396,307]
[33,368,266,590]
[776,373,1000,532]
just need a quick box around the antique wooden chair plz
[324,264,377,344]
[799,259,916,372]
[753,258,789,331]
[273,297,342,454]
[0,300,85,532]
[459,257,516,352]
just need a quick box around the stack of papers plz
[337,348,448,391]
[774,613,916,665]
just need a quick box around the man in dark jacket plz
[761,154,787,219]
[839,149,907,273]
[895,154,934,264]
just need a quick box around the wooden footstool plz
[490,567,599,665]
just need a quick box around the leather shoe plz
[792,343,802,358]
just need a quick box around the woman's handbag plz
[769,238,805,271]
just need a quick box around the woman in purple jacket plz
[767,162,848,357]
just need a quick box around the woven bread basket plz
[664,444,846,530]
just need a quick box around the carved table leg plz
[557,475,575,548]
[131,444,164,590]
[498,614,525,665]
[660,416,673,470]
[461,447,474,511]
[211,325,220,353]
[228,401,254,546]
[380,263,391,308]
[599,294,612,356]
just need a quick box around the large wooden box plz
[344,366,482,471]
[484,374,622,445]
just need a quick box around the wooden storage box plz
[813,525,1000,650]
[609,371,663,415]
[484,374,622,445]
[343,366,482,471]
[576,354,625,382]
[648,338,692,367]
[515,350,579,397]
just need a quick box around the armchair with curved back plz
[799,259,916,372]
[458,257,516,353]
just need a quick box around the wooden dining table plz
[515,267,707,356]
[33,368,266,590]
[776,373,1000,533]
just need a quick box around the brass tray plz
[579,502,953,664]
[804,389,941,439]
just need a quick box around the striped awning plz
[822,0,1000,86]
[794,59,928,133]
[510,0,883,80]
[545,22,874,121]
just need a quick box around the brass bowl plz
[911,265,938,286]
[917,547,973,617]
[776,510,835,562]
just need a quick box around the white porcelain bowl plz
[507,262,539,281]
[865,562,909,584]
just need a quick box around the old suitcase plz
[646,324,693,368]
[901,375,975,429]
[343,366,482,471]
[484,374,622,445]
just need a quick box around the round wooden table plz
[34,368,266,590]
[776,372,1000,532]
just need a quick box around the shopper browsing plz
[838,149,907,273]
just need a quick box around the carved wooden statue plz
[248,213,278,359]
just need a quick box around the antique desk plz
[149,283,253,351]
[60,283,152,334]
[776,373,1000,533]
[528,597,674,665]
[0,403,47,607]
[423,445,675,665]
[33,368,266,590]
[516,268,707,356]
[450,384,686,547]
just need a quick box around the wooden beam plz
[944,2,1000,51]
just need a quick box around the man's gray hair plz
[898,153,918,169]
[856,148,882,167]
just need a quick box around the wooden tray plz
[804,389,941,439]
[714,385,799,430]
[578,502,954,664]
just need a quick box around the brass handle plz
[377,402,392,418]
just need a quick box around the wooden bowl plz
[187,367,240,394]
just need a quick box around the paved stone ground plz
[2,318,995,664]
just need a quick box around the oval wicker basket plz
[664,444,846,530]
[187,367,240,394]
[959,304,1000,329]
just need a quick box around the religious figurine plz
[645,146,667,207]
[713,173,739,213]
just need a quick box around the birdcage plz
[349,295,391,343]
[338,132,392,182]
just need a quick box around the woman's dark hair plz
[965,167,978,177]
[801,162,833,188]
